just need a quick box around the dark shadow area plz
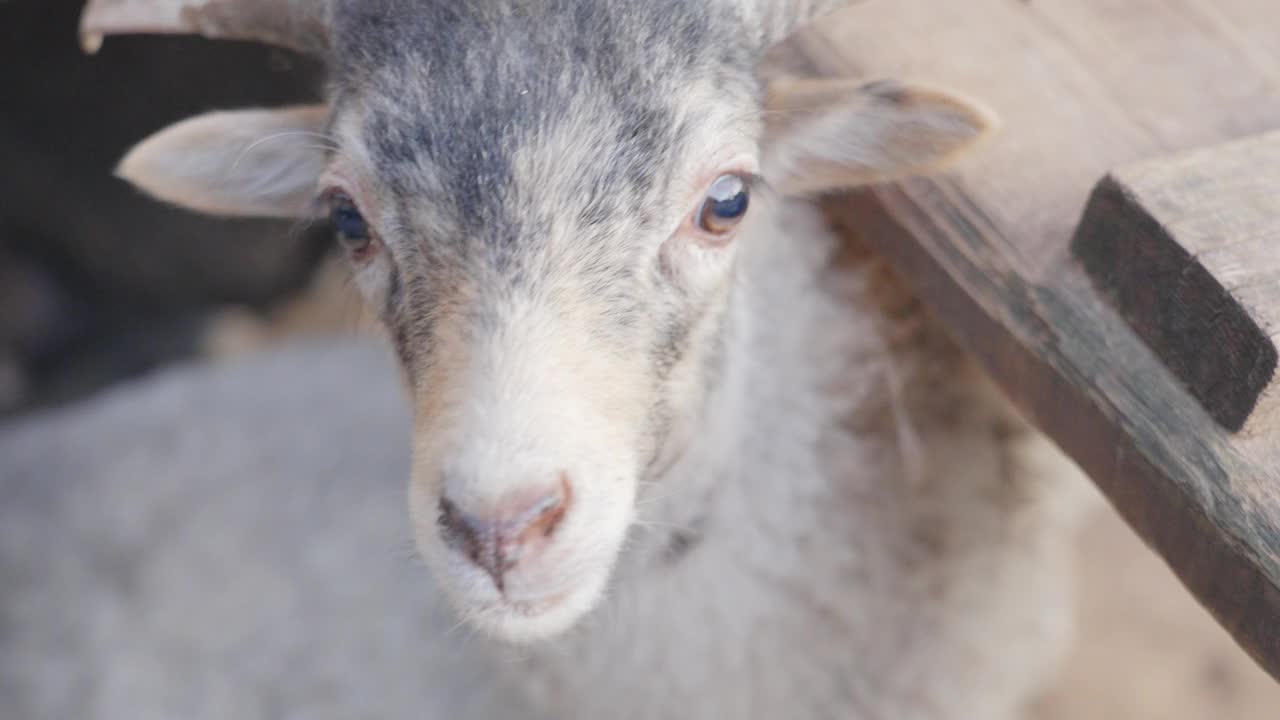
[0,0,333,417]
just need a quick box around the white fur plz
[406,288,645,641]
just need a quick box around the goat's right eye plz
[696,174,750,235]
[328,193,376,259]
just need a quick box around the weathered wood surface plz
[785,0,1280,679]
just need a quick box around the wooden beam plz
[786,0,1280,679]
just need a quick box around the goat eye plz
[697,174,750,235]
[329,193,375,258]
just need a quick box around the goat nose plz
[437,476,572,590]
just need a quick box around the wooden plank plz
[1073,133,1280,432]
[787,0,1280,679]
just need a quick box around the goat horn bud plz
[79,0,329,55]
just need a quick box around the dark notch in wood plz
[1072,174,1278,432]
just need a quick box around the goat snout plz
[437,475,573,591]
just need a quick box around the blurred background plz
[0,0,336,418]
[1,1,1278,717]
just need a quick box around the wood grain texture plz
[789,0,1280,679]
[1073,134,1280,432]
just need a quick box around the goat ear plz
[116,104,329,219]
[761,78,997,196]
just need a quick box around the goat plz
[80,0,1095,716]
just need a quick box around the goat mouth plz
[463,585,599,643]
[504,589,572,617]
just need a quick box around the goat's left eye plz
[697,174,750,234]
[328,193,376,259]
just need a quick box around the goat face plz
[90,0,994,642]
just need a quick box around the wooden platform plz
[784,0,1280,679]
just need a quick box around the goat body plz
[44,0,1099,716]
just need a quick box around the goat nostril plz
[513,474,572,544]
[437,496,486,565]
